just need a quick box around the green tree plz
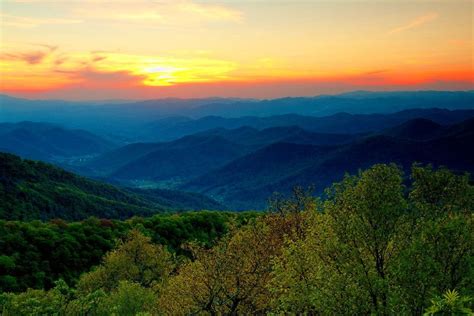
[0,279,71,316]
[159,219,284,315]
[77,230,173,294]
[424,290,473,315]
[270,164,474,315]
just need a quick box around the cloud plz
[65,0,242,26]
[0,45,56,64]
[0,42,237,92]
[387,12,439,35]
[0,13,82,28]
[363,69,390,76]
[179,2,242,22]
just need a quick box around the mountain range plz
[2,91,473,141]
[1,91,473,212]
[139,108,474,141]
[182,117,474,209]
[74,109,474,209]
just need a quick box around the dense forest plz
[0,153,223,221]
[1,163,472,315]
[0,211,257,293]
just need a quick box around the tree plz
[159,218,284,315]
[424,290,473,315]
[77,230,173,294]
[0,279,71,316]
[97,281,157,315]
[393,165,474,314]
[270,164,474,315]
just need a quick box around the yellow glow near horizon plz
[0,0,472,99]
[94,53,237,86]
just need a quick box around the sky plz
[0,0,473,100]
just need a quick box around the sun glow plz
[0,0,472,99]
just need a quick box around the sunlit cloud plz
[1,1,472,99]
[90,52,237,86]
[0,43,238,91]
[0,43,57,65]
[387,12,439,35]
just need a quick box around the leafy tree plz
[270,164,473,315]
[97,281,157,316]
[159,219,282,315]
[2,163,472,315]
[0,279,71,316]
[424,290,473,315]
[393,165,474,314]
[77,230,173,294]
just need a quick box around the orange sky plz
[0,0,473,100]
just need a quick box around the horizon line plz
[1,89,474,104]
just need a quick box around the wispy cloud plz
[387,12,439,35]
[0,44,57,64]
[68,0,242,26]
[0,13,82,28]
[179,2,242,22]
[2,1,242,29]
[0,42,237,90]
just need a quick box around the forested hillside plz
[183,118,474,209]
[1,164,472,315]
[0,153,223,220]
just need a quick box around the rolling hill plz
[85,126,358,182]
[0,152,223,220]
[192,126,358,147]
[381,118,445,140]
[140,108,474,141]
[109,136,246,183]
[0,122,115,162]
[182,118,474,209]
[84,113,474,196]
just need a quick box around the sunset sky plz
[0,0,473,100]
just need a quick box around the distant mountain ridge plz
[0,121,115,162]
[82,108,474,185]
[2,93,473,211]
[2,91,473,140]
[139,108,474,141]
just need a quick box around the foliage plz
[424,290,473,315]
[0,279,71,316]
[1,163,472,315]
[77,230,173,293]
[158,220,280,314]
[269,164,473,315]
[0,152,224,221]
[0,211,257,292]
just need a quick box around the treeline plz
[0,211,258,293]
[1,164,473,315]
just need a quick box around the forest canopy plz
[0,163,473,315]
